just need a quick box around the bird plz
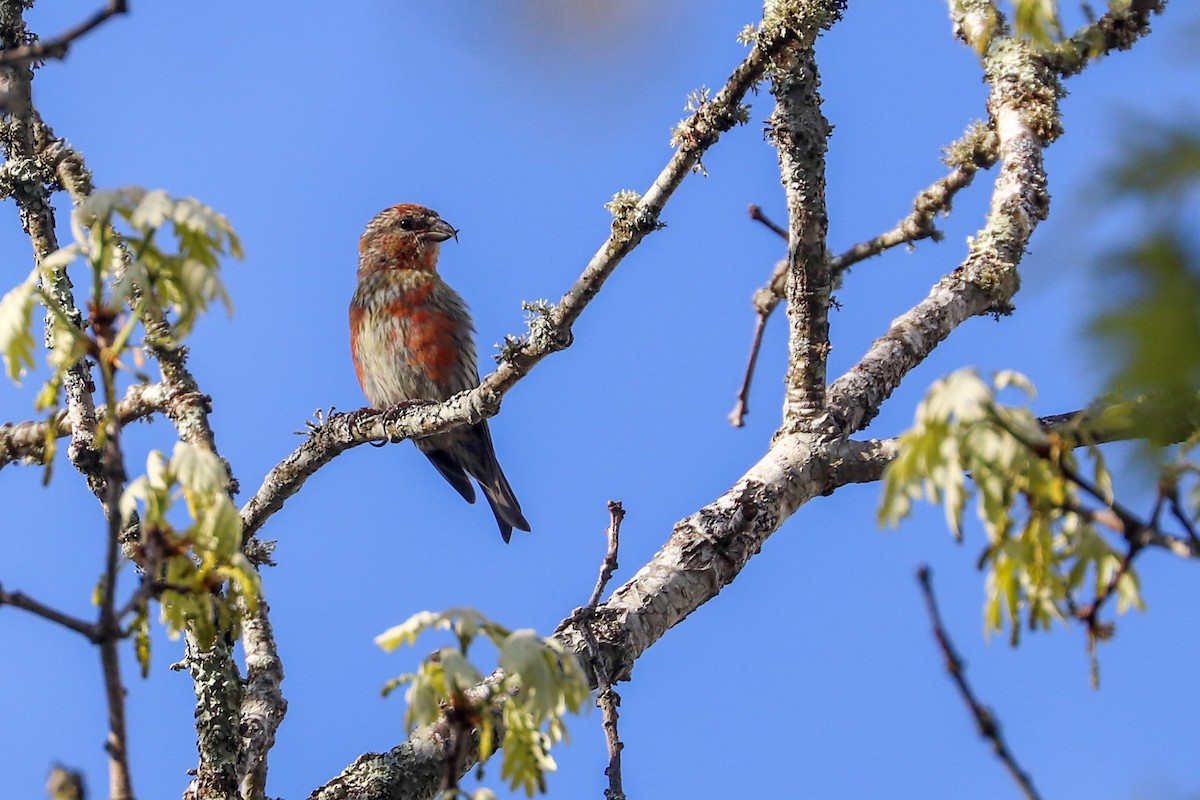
[349,203,531,542]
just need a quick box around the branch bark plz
[767,38,834,425]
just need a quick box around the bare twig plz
[730,206,788,427]
[0,584,97,639]
[97,435,134,800]
[748,203,788,240]
[586,502,625,610]
[577,502,627,800]
[728,310,770,428]
[916,566,1042,800]
[1167,493,1199,544]
[0,0,128,66]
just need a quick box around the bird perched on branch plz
[349,203,530,542]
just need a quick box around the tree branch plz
[0,0,127,66]
[1,7,106,503]
[728,122,998,428]
[34,93,259,800]
[576,502,626,800]
[830,121,999,275]
[1,382,167,469]
[237,600,287,800]
[916,566,1042,800]
[827,18,1061,433]
[1039,0,1165,78]
[97,434,134,800]
[304,5,1170,793]
[0,583,97,638]
[767,30,835,426]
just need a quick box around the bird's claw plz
[296,407,339,436]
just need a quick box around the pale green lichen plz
[604,189,642,227]
[942,121,1000,170]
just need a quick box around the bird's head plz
[358,204,459,275]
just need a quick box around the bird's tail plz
[479,464,531,544]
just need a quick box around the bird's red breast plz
[387,284,462,389]
[350,270,476,405]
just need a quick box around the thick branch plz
[768,42,834,424]
[827,29,1061,433]
[237,600,287,800]
[184,637,243,800]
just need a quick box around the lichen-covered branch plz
[237,600,286,800]
[1,382,167,468]
[183,637,243,800]
[768,44,834,425]
[762,0,844,426]
[827,13,1062,433]
[1,3,105,501]
[309,674,507,800]
[830,121,999,275]
[1040,0,1165,78]
[730,122,997,428]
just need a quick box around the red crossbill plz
[349,203,530,542]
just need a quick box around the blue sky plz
[3,2,1199,798]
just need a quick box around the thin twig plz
[729,311,769,428]
[97,434,134,800]
[0,0,128,66]
[0,584,97,639]
[730,207,788,427]
[1168,493,1199,544]
[578,502,627,800]
[916,566,1042,800]
[586,502,625,611]
[748,203,788,240]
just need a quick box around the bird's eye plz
[398,219,415,231]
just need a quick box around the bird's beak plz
[425,218,459,243]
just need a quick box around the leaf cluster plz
[0,187,241,412]
[120,442,259,655]
[879,369,1144,644]
[376,608,590,798]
